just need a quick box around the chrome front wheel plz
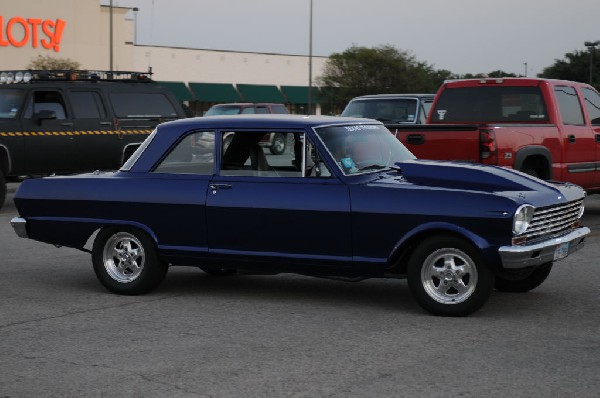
[421,248,478,305]
[407,235,494,316]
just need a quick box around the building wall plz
[133,45,326,87]
[1,0,326,87]
[1,0,133,71]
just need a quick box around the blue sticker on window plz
[341,157,356,170]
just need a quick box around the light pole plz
[307,0,313,115]
[584,40,600,85]
[109,0,114,71]
[132,7,139,45]
[523,62,527,77]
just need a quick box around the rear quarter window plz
[110,92,178,118]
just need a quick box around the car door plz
[554,85,596,188]
[581,87,600,188]
[205,129,353,271]
[20,88,77,174]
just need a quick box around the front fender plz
[388,221,502,272]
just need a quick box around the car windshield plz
[204,105,242,116]
[341,98,419,123]
[314,124,415,176]
[0,89,26,119]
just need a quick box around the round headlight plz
[6,72,14,83]
[0,72,8,83]
[23,72,32,83]
[513,204,535,235]
[15,72,23,82]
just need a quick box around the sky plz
[104,0,600,77]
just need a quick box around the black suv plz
[0,70,188,210]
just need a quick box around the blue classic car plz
[11,115,590,316]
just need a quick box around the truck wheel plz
[0,170,5,212]
[92,227,167,295]
[495,262,553,293]
[269,133,286,155]
[407,235,494,316]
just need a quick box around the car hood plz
[371,159,585,207]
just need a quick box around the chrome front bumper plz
[10,217,28,239]
[498,227,590,269]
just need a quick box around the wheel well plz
[521,155,551,179]
[0,146,10,176]
[387,230,476,275]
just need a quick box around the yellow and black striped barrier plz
[0,129,153,137]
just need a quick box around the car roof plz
[160,114,376,131]
[128,114,379,172]
[349,94,435,100]
[210,103,285,107]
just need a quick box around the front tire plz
[495,262,553,293]
[92,227,167,295]
[407,235,494,316]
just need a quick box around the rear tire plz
[92,227,167,295]
[407,235,494,316]
[495,262,553,293]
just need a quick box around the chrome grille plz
[522,199,583,242]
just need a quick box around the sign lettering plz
[0,15,66,52]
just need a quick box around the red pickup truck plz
[390,78,600,192]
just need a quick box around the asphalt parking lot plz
[1,182,599,397]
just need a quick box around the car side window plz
[23,90,68,120]
[220,131,327,178]
[153,131,215,174]
[554,86,585,125]
[582,87,600,126]
[69,91,107,119]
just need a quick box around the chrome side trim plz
[11,217,28,238]
[498,227,590,269]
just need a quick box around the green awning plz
[280,85,323,104]
[189,82,241,102]
[156,81,194,102]
[237,84,286,103]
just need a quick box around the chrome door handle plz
[210,183,232,194]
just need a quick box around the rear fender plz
[25,217,157,250]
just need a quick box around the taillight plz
[479,128,497,163]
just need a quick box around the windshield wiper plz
[358,164,403,173]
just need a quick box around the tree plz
[317,45,448,105]
[460,70,517,78]
[539,49,600,89]
[26,55,81,70]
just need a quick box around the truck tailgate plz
[387,124,481,163]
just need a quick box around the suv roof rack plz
[0,69,154,84]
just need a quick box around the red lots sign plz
[0,16,66,52]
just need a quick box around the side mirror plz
[34,109,57,123]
